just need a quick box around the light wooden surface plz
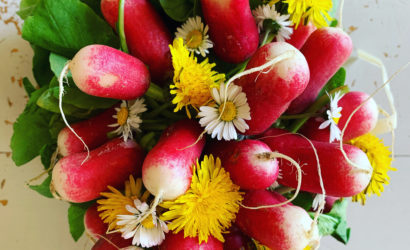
[1,0,409,249]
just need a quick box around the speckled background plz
[1,0,409,249]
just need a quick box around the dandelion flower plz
[97,175,150,231]
[349,133,395,205]
[285,0,332,28]
[318,91,344,143]
[175,16,213,57]
[117,199,168,247]
[109,99,147,141]
[252,4,293,42]
[160,155,243,243]
[198,83,251,141]
[169,38,225,117]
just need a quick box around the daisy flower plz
[198,83,251,141]
[175,16,213,57]
[252,4,293,42]
[318,91,344,143]
[117,199,168,248]
[97,175,150,231]
[160,155,243,243]
[349,133,396,205]
[109,99,147,141]
[169,38,225,117]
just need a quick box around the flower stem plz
[280,112,321,120]
[289,86,349,133]
[145,82,166,103]
[118,0,128,53]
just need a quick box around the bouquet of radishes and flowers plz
[11,0,398,249]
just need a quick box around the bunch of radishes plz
[34,0,383,249]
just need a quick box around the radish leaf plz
[29,175,53,198]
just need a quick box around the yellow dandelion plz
[169,38,225,118]
[160,155,243,243]
[268,0,280,6]
[97,175,150,231]
[284,0,332,28]
[349,133,396,205]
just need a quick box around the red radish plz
[208,139,279,190]
[92,233,132,250]
[261,128,373,197]
[101,0,172,83]
[236,189,320,250]
[57,107,116,156]
[201,0,259,63]
[235,42,310,135]
[223,225,252,250]
[287,27,353,114]
[300,91,379,142]
[52,138,145,203]
[323,196,339,213]
[142,120,205,200]
[84,204,107,241]
[159,232,222,250]
[70,44,150,100]
[286,22,316,50]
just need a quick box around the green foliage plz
[159,0,200,22]
[80,0,103,18]
[290,191,314,210]
[29,175,53,198]
[39,144,56,169]
[22,77,36,97]
[10,87,55,166]
[249,0,264,9]
[318,67,347,98]
[17,0,40,19]
[32,45,54,86]
[68,203,91,241]
[22,0,119,58]
[49,53,72,78]
[310,199,351,244]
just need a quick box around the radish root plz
[58,61,90,165]
[241,151,302,209]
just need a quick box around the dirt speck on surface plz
[348,26,359,34]
[0,200,8,206]
[17,77,23,88]
[10,48,18,53]
[4,120,13,125]
[0,179,5,189]
[383,52,389,58]
[7,97,13,107]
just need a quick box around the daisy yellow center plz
[141,214,155,229]
[186,30,203,49]
[160,155,243,243]
[332,116,340,124]
[218,102,237,122]
[117,107,129,126]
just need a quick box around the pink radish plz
[92,233,132,250]
[159,232,222,250]
[201,0,259,63]
[101,0,172,83]
[142,119,205,201]
[57,107,116,156]
[261,128,373,197]
[84,204,107,240]
[235,42,310,135]
[70,44,150,100]
[236,189,320,250]
[52,138,145,203]
[300,91,379,142]
[286,22,316,50]
[223,225,252,250]
[207,139,279,190]
[287,27,353,114]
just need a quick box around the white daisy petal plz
[319,120,331,129]
[252,4,293,41]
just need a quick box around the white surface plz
[1,0,409,249]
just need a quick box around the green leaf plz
[29,175,53,198]
[10,86,55,166]
[22,0,119,58]
[39,144,56,169]
[159,0,195,22]
[312,213,339,236]
[49,53,72,78]
[80,0,103,18]
[330,19,338,27]
[32,45,54,86]
[22,77,36,97]
[318,67,346,98]
[332,220,351,244]
[291,191,314,210]
[48,113,67,140]
[17,0,40,19]
[68,203,89,241]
